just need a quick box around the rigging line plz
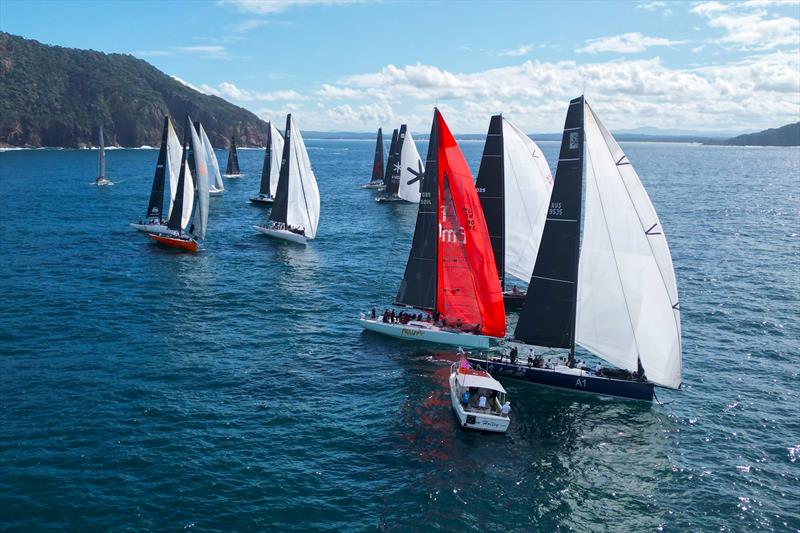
[589,105,682,349]
[584,117,642,371]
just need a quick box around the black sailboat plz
[146,117,170,222]
[224,136,242,177]
[250,121,284,204]
[470,96,682,402]
[375,128,402,202]
[362,128,385,189]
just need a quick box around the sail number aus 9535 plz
[548,202,563,216]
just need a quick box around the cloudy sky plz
[3,0,799,133]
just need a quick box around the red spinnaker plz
[433,110,505,337]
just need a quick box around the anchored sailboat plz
[95,126,113,186]
[129,116,186,233]
[375,124,424,203]
[224,136,243,177]
[360,109,505,349]
[471,96,682,401]
[362,127,385,189]
[253,114,320,244]
[149,115,210,252]
[476,115,554,308]
[250,121,285,205]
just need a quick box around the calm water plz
[1,140,798,531]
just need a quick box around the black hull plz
[502,291,526,310]
[468,359,654,402]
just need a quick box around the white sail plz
[397,129,424,203]
[269,121,285,197]
[166,119,187,219]
[180,156,195,232]
[284,116,320,239]
[97,126,106,179]
[199,124,223,192]
[501,118,554,283]
[576,101,681,389]
[189,122,210,239]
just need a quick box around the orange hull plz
[148,233,198,252]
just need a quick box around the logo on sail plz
[569,131,579,149]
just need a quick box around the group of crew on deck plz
[460,387,511,417]
[504,346,605,375]
[372,307,482,334]
[269,221,305,236]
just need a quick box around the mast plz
[514,96,585,354]
[269,115,293,226]
[225,136,240,175]
[259,122,273,196]
[167,116,191,232]
[475,115,505,290]
[394,116,439,310]
[383,129,399,189]
[97,126,106,180]
[371,128,384,182]
[146,117,170,220]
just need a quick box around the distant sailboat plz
[250,121,285,205]
[224,136,243,177]
[379,128,399,192]
[197,122,224,196]
[360,109,505,349]
[375,124,424,203]
[149,114,210,252]
[471,96,682,401]
[253,114,320,244]
[476,114,554,308]
[130,116,186,233]
[95,126,113,186]
[362,127,385,189]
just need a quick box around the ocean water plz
[1,139,798,531]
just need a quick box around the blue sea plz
[1,139,798,531]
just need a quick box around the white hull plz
[358,317,494,349]
[129,222,173,235]
[362,181,384,189]
[449,372,509,433]
[224,173,244,178]
[210,187,224,196]
[252,225,307,244]
[95,178,113,186]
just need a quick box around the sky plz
[2,0,799,133]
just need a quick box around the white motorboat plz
[359,315,494,349]
[449,359,510,433]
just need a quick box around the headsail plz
[198,123,223,192]
[97,126,106,180]
[225,136,241,175]
[188,120,209,240]
[269,114,320,239]
[146,117,169,220]
[514,97,584,349]
[576,101,681,388]
[371,128,384,182]
[397,126,424,203]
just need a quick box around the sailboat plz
[250,121,285,204]
[224,136,243,177]
[379,128,399,192]
[252,114,320,244]
[197,123,224,196]
[129,116,186,233]
[95,126,113,186]
[359,109,506,349]
[149,114,210,252]
[476,115,554,309]
[362,127,385,189]
[470,96,682,401]
[375,124,424,203]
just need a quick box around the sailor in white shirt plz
[501,401,511,416]
[478,394,487,409]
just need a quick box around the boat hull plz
[224,173,244,178]
[449,372,509,433]
[249,196,275,205]
[361,181,384,189]
[252,225,307,244]
[95,179,113,186]
[210,188,224,196]
[502,291,526,310]
[148,233,198,252]
[359,318,494,349]
[468,358,654,402]
[375,195,405,203]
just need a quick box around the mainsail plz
[395,109,505,337]
[269,114,321,239]
[167,117,196,233]
[515,96,681,389]
[146,117,169,220]
[476,115,554,288]
[370,128,384,183]
[97,126,106,180]
[166,119,187,219]
[383,128,399,190]
[259,121,285,197]
[396,126,424,203]
[225,136,241,175]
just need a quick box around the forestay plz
[576,101,681,389]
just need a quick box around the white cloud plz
[498,44,535,57]
[637,1,667,10]
[222,0,361,14]
[691,1,800,50]
[577,32,687,53]
[175,45,230,59]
